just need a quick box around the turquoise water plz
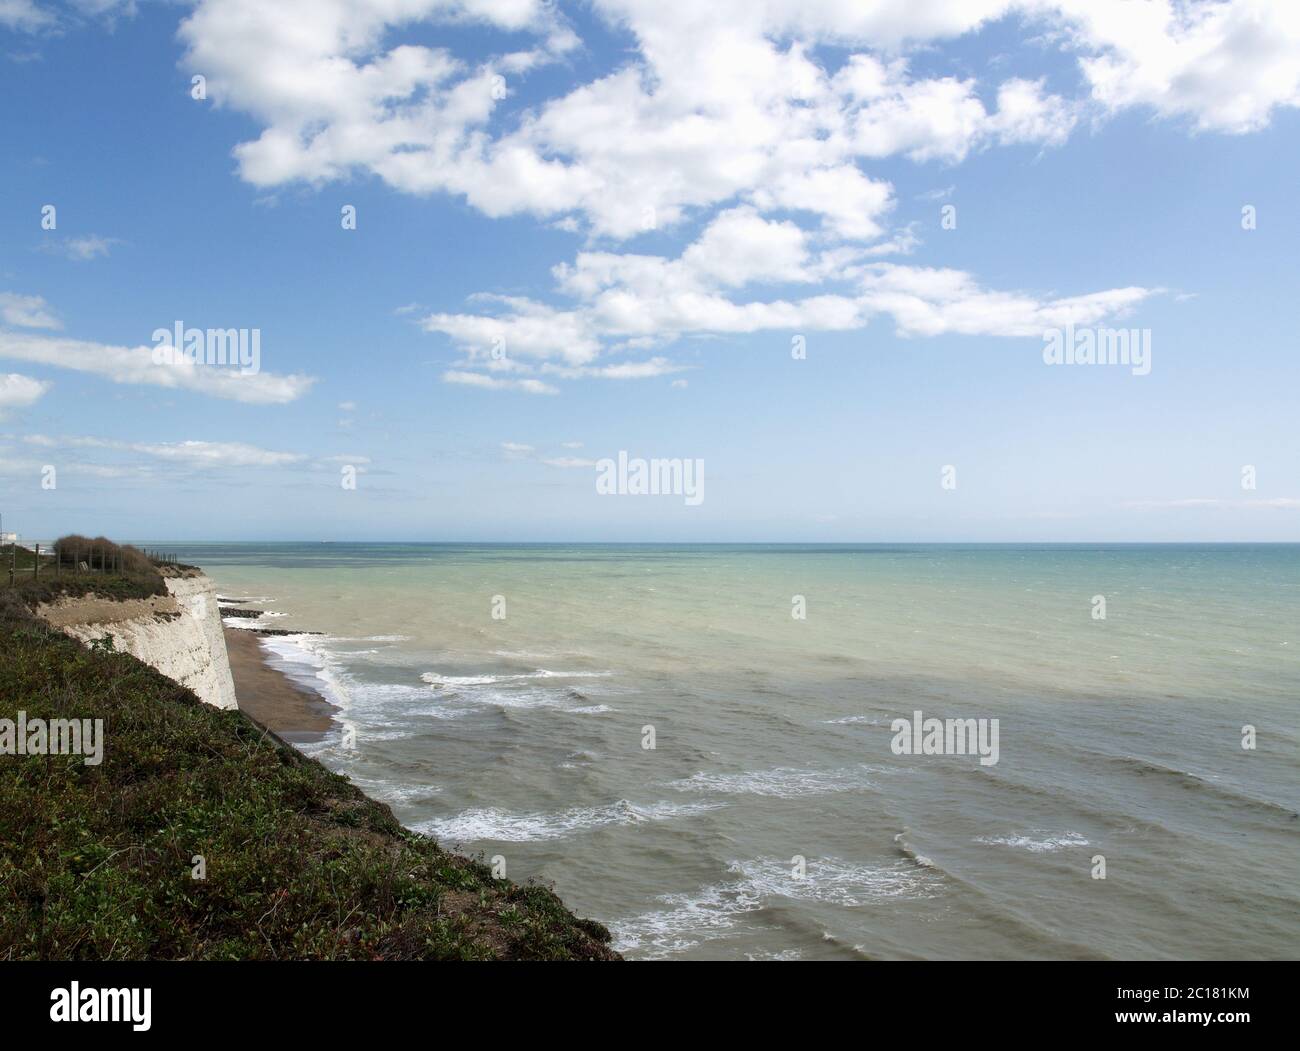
[167,543,1300,959]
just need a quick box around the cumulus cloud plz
[178,1,1300,237]
[0,329,315,404]
[161,1,1274,391]
[0,372,50,417]
[1045,0,1300,133]
[425,206,1159,366]
[174,0,1091,241]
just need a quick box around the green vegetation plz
[2,537,168,608]
[0,597,618,961]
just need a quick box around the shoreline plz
[222,624,339,744]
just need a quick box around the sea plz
[163,542,1300,960]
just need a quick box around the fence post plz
[34,543,39,581]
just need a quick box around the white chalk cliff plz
[42,572,239,711]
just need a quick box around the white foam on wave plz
[609,880,765,959]
[823,715,880,725]
[422,669,611,687]
[975,831,1089,853]
[416,798,724,843]
[667,765,879,798]
[611,855,941,959]
[420,682,612,713]
[258,632,354,713]
[734,855,943,906]
[351,776,443,806]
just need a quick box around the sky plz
[1,0,1298,543]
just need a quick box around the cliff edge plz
[0,579,618,960]
[39,568,238,711]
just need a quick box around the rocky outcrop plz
[41,572,238,711]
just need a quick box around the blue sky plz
[1,0,1298,542]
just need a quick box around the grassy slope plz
[0,601,617,960]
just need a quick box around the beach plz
[222,625,338,744]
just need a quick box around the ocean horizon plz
[162,541,1300,960]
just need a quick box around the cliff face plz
[41,572,238,711]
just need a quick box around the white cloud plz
[163,1,1264,391]
[21,433,304,468]
[442,369,558,394]
[425,297,600,364]
[38,236,120,261]
[857,264,1155,338]
[1045,0,1300,133]
[0,0,53,31]
[540,356,689,380]
[986,77,1077,147]
[0,291,61,329]
[61,235,117,261]
[0,372,50,416]
[834,56,1076,163]
[542,456,596,468]
[0,329,315,404]
[175,0,1089,242]
[177,0,1300,244]
[427,209,1158,363]
[133,439,305,468]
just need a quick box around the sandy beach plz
[223,626,337,743]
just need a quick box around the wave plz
[325,634,412,643]
[421,669,611,687]
[610,855,941,959]
[974,830,1090,853]
[416,798,725,843]
[667,764,880,799]
[257,633,354,713]
[893,829,937,869]
[1097,753,1299,817]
